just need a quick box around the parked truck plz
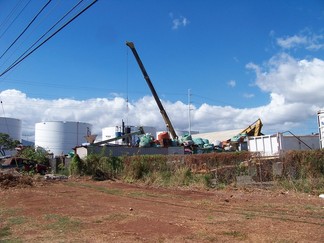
[247,132,320,157]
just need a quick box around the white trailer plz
[248,132,320,157]
[318,110,324,149]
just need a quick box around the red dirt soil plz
[0,176,323,242]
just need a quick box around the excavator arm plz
[126,41,178,140]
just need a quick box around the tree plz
[17,146,49,165]
[0,133,20,156]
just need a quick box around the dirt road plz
[1,178,323,242]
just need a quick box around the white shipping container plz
[318,110,324,149]
[248,133,320,156]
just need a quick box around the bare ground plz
[0,175,323,242]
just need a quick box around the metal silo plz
[35,121,92,156]
[0,117,22,141]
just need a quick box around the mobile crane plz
[126,41,178,140]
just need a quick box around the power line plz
[0,0,98,78]
[0,0,52,60]
[1,0,85,75]
[0,0,31,39]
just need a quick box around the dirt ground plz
[0,174,323,242]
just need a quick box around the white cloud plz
[277,35,308,49]
[0,80,322,143]
[243,93,254,98]
[169,13,189,30]
[2,34,324,140]
[276,32,324,50]
[247,53,324,104]
[227,80,236,88]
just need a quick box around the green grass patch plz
[276,177,324,194]
[222,230,247,240]
[127,191,160,198]
[44,214,80,232]
[244,212,256,220]
[0,208,20,217]
[8,216,26,225]
[67,182,123,196]
[103,213,128,222]
[0,225,11,238]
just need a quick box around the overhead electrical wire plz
[0,0,63,70]
[1,0,85,75]
[0,0,52,60]
[0,0,98,78]
[0,0,31,39]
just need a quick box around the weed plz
[77,183,123,196]
[103,213,128,222]
[44,214,80,232]
[8,216,26,225]
[276,177,324,194]
[223,230,247,240]
[244,212,256,219]
[0,225,11,238]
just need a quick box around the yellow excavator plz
[223,118,263,151]
[240,118,263,137]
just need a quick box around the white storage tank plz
[35,121,92,156]
[0,117,22,141]
[102,125,156,145]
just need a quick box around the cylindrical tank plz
[35,121,92,156]
[0,117,22,141]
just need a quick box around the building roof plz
[191,129,243,143]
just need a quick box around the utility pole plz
[188,89,191,135]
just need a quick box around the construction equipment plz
[126,41,178,140]
[93,127,145,146]
[240,118,263,136]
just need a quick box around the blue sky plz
[0,0,324,140]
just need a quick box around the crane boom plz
[126,41,178,140]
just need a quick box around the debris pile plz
[0,170,33,189]
[44,174,68,180]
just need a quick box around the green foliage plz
[44,214,80,232]
[70,151,123,180]
[69,154,84,176]
[65,149,324,191]
[282,150,324,179]
[170,167,193,186]
[17,146,49,165]
[0,133,20,149]
[122,155,168,181]
[276,177,324,194]
[0,225,11,238]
